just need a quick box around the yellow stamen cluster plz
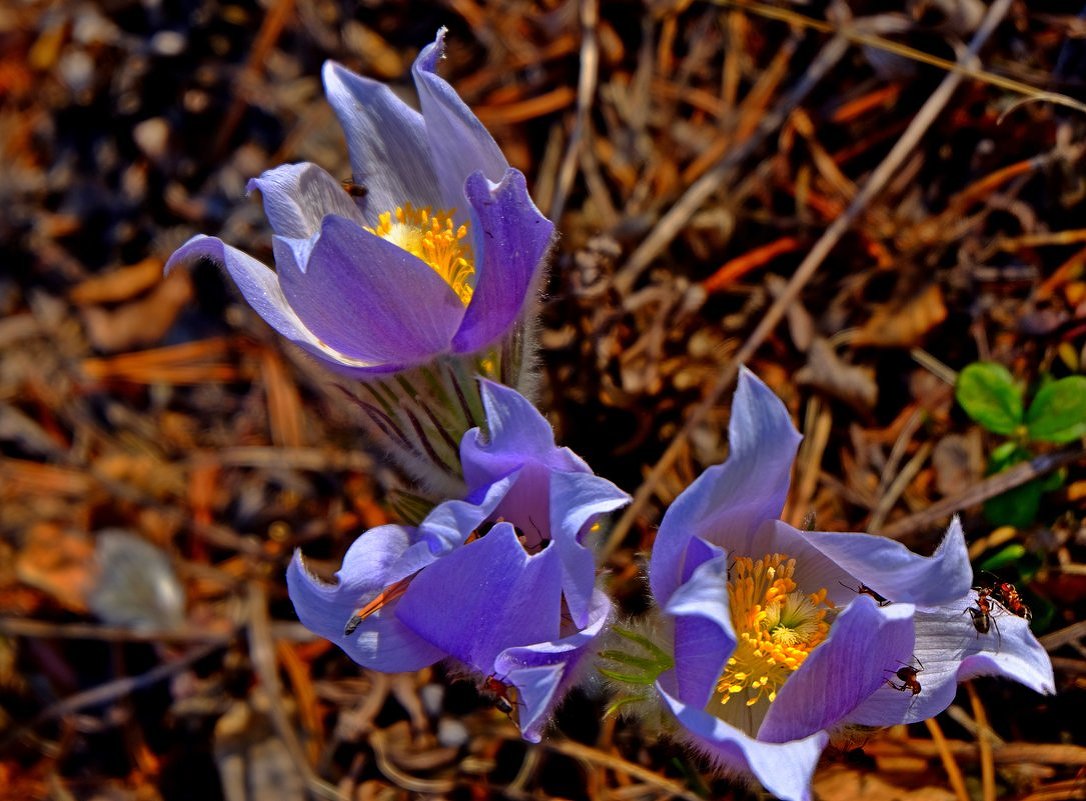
[368,204,475,305]
[716,554,832,709]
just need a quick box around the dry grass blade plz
[880,448,1086,541]
[925,717,971,801]
[246,582,346,801]
[213,0,296,156]
[604,0,1015,559]
[614,33,850,292]
[538,737,704,801]
[81,337,242,384]
[965,683,997,801]
[549,0,599,222]
[721,0,1086,116]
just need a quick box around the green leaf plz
[983,479,1042,529]
[1025,375,1086,443]
[956,362,1024,435]
[977,543,1027,572]
[1040,467,1066,493]
[988,443,1031,472]
[597,666,657,685]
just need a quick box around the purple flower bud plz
[287,381,630,741]
[633,369,1054,801]
[166,29,553,377]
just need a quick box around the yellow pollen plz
[367,204,475,305]
[716,554,832,711]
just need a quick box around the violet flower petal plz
[275,215,465,364]
[413,475,511,557]
[803,517,972,607]
[321,60,442,215]
[650,367,801,605]
[163,236,321,350]
[286,527,445,672]
[412,29,509,204]
[165,236,310,345]
[847,593,1055,726]
[495,588,613,742]
[395,522,563,670]
[166,235,407,377]
[758,597,915,743]
[461,380,589,488]
[657,684,827,801]
[663,550,736,709]
[451,170,554,354]
[548,469,631,627]
[247,162,366,238]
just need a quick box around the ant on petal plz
[838,580,891,607]
[886,656,923,696]
[964,586,1002,649]
[480,674,519,719]
[341,177,368,199]
[991,579,1032,621]
[343,574,415,635]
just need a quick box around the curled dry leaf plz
[14,522,98,612]
[931,431,984,497]
[795,337,878,412]
[853,283,948,347]
[69,257,165,306]
[80,268,193,352]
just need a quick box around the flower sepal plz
[337,346,532,500]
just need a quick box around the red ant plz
[344,525,491,635]
[886,656,923,696]
[480,675,519,718]
[344,574,414,635]
[838,580,891,607]
[990,579,1032,621]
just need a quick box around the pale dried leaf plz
[796,338,878,412]
[853,284,948,348]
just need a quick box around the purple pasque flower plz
[634,368,1054,801]
[166,28,553,377]
[287,380,630,740]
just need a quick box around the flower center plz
[368,204,475,305]
[715,554,832,710]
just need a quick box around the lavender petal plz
[247,162,366,239]
[321,60,442,215]
[451,170,555,354]
[275,215,465,364]
[651,368,801,605]
[412,29,509,205]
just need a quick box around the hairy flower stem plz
[597,623,675,717]
[342,325,536,508]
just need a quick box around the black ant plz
[838,580,891,607]
[886,656,923,696]
[964,586,1003,648]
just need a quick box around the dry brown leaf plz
[14,522,98,612]
[81,269,192,352]
[795,338,878,412]
[214,696,307,801]
[814,764,957,801]
[932,431,983,497]
[69,257,165,306]
[853,283,948,347]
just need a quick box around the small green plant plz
[955,362,1086,529]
